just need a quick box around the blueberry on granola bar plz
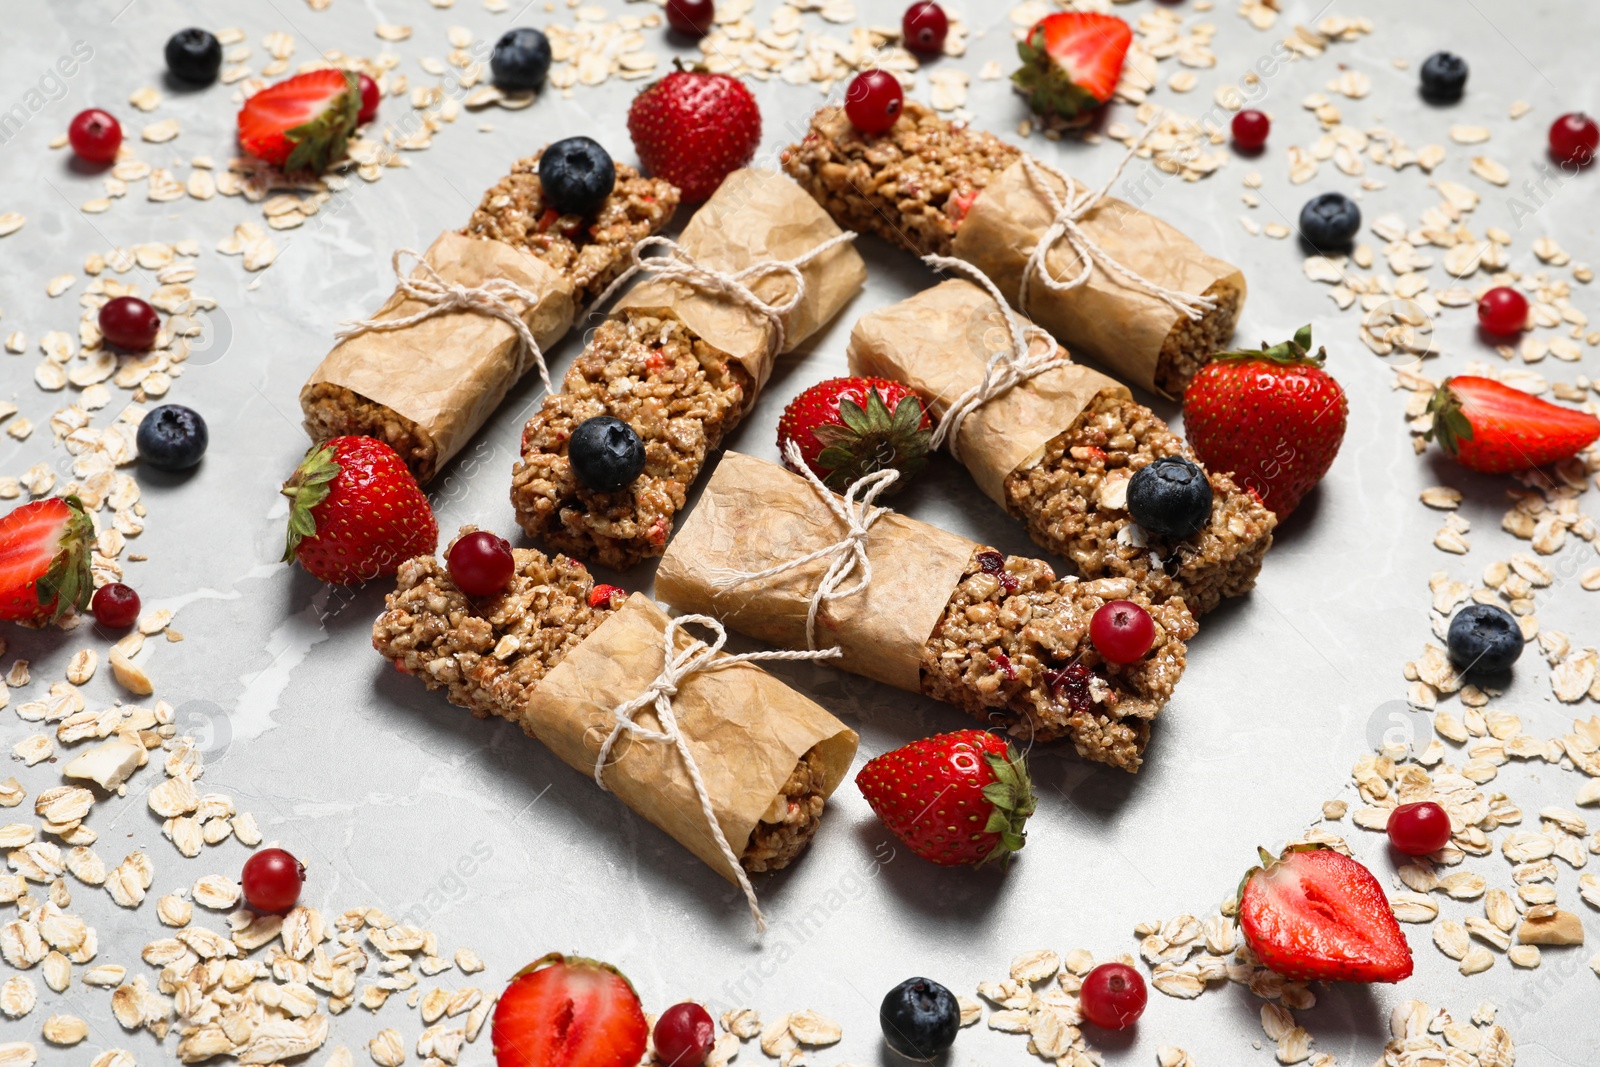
[1126,456,1212,541]
[539,137,617,216]
[569,416,646,492]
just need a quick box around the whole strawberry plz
[1426,375,1600,473]
[238,69,360,172]
[856,730,1035,867]
[1238,845,1414,984]
[1012,12,1132,123]
[627,66,760,202]
[1182,325,1347,519]
[281,436,438,585]
[778,377,931,491]
[0,497,94,625]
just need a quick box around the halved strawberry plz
[1238,845,1414,984]
[492,954,648,1067]
[1425,375,1600,474]
[0,497,95,625]
[237,69,360,172]
[1012,12,1132,122]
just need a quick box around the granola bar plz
[782,102,1245,397]
[655,452,1198,773]
[510,312,753,570]
[1006,392,1276,617]
[300,153,679,483]
[510,169,865,570]
[922,549,1194,771]
[372,534,846,873]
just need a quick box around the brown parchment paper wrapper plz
[656,452,975,693]
[950,158,1245,397]
[300,231,576,480]
[611,168,866,401]
[524,593,857,885]
[847,279,1129,506]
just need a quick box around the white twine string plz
[589,231,858,355]
[333,248,554,394]
[923,255,1068,462]
[707,440,898,649]
[1015,126,1217,324]
[592,613,841,931]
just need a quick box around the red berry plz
[68,108,122,164]
[1477,286,1528,335]
[653,1002,715,1067]
[90,583,140,629]
[1089,600,1154,664]
[98,296,161,351]
[1386,801,1452,856]
[1078,963,1146,1030]
[589,583,625,609]
[1232,109,1269,150]
[357,73,380,123]
[447,531,515,597]
[666,0,716,36]
[901,1,949,55]
[844,70,903,135]
[1549,112,1599,167]
[241,848,305,912]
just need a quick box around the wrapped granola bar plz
[655,452,1197,772]
[301,155,678,483]
[848,279,1275,616]
[511,168,867,569]
[372,535,858,889]
[781,102,1245,397]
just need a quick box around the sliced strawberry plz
[1239,845,1414,984]
[0,497,95,625]
[1012,12,1132,122]
[1426,375,1600,474]
[238,69,360,172]
[492,954,648,1067]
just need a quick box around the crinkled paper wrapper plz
[612,168,866,401]
[847,279,1129,506]
[655,452,976,693]
[524,593,857,885]
[951,158,1245,397]
[300,231,576,481]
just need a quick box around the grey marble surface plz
[0,0,1596,1064]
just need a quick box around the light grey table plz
[0,1,1595,1064]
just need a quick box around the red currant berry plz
[901,1,949,55]
[588,583,625,609]
[357,73,381,124]
[1549,112,1599,167]
[1386,801,1452,856]
[1231,109,1270,151]
[653,1002,715,1067]
[1089,600,1155,664]
[666,0,716,37]
[1477,286,1528,335]
[1078,963,1147,1030]
[98,296,161,351]
[447,531,515,597]
[90,583,141,629]
[68,108,123,165]
[241,848,306,912]
[844,70,903,136]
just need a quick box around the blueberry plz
[1126,455,1213,541]
[1420,51,1468,104]
[538,137,617,216]
[880,978,959,1062]
[1298,191,1361,251]
[164,28,223,86]
[490,27,552,92]
[1447,604,1523,675]
[137,404,208,472]
[569,416,644,492]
